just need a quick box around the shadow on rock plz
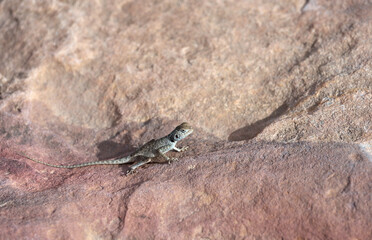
[96,140,136,160]
[228,102,289,141]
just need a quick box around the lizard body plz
[18,122,193,174]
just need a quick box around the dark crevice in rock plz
[341,175,352,194]
[300,0,310,13]
[287,38,319,74]
[7,8,20,29]
[115,180,148,236]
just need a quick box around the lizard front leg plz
[173,146,189,152]
[157,149,178,164]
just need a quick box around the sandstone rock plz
[0,0,371,239]
[1,142,371,239]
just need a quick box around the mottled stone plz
[0,0,371,239]
[1,142,372,239]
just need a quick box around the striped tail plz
[17,152,132,169]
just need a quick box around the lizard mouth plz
[186,128,193,135]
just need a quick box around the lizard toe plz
[126,169,136,176]
[167,158,178,164]
[180,146,189,152]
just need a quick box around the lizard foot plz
[167,158,178,164]
[180,146,189,152]
[126,168,137,176]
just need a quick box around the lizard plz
[17,122,193,175]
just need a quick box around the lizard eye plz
[181,129,186,133]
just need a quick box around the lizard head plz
[169,122,193,142]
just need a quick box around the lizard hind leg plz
[126,159,152,175]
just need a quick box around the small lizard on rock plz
[18,122,193,175]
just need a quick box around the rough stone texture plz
[1,142,371,240]
[0,0,371,239]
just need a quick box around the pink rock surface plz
[0,0,371,239]
[1,142,371,239]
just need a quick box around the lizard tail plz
[17,152,132,169]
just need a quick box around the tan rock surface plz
[0,0,371,239]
